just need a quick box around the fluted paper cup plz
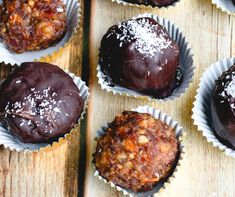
[192,57,235,158]
[0,71,90,153]
[212,0,235,15]
[93,105,185,196]
[111,0,180,9]
[0,0,81,65]
[97,13,194,102]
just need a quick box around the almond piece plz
[117,152,127,161]
[138,135,149,144]
[129,153,135,159]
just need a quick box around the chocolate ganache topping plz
[123,0,178,7]
[211,64,235,149]
[100,17,183,99]
[0,62,83,143]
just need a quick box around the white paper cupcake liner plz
[192,57,235,158]
[97,13,194,102]
[0,70,90,153]
[0,0,81,65]
[93,105,185,196]
[212,0,235,15]
[111,0,180,9]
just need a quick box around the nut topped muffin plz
[0,62,83,143]
[94,111,179,192]
[100,17,183,99]
[211,64,235,149]
[123,0,178,7]
[0,0,66,53]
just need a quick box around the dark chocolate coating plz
[211,64,235,149]
[0,62,83,143]
[123,0,178,7]
[100,17,181,99]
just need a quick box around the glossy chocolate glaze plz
[100,17,182,99]
[123,0,178,7]
[211,64,235,149]
[0,62,83,143]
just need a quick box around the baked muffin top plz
[94,111,179,192]
[0,0,66,53]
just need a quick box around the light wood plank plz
[0,0,84,196]
[85,0,235,196]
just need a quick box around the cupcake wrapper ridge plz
[212,0,235,16]
[0,71,90,153]
[192,57,235,158]
[0,0,82,65]
[97,13,194,102]
[111,0,180,9]
[94,105,185,197]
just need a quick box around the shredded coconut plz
[223,75,235,98]
[4,87,65,131]
[110,18,172,57]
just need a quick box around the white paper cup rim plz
[93,105,185,196]
[0,69,90,153]
[111,0,180,9]
[0,0,81,65]
[192,57,235,158]
[212,0,235,15]
[97,13,194,102]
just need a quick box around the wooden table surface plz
[0,0,85,196]
[85,0,235,197]
[1,0,235,196]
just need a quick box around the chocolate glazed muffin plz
[0,62,83,143]
[211,64,235,149]
[100,17,183,99]
[123,0,178,7]
[94,111,179,192]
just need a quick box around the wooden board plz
[0,0,84,196]
[2,0,235,196]
[85,0,235,197]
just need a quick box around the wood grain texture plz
[85,0,235,196]
[0,0,84,196]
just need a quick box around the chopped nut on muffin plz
[0,0,66,53]
[94,111,179,192]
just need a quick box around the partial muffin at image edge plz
[99,17,183,99]
[0,0,67,53]
[0,62,84,143]
[122,0,178,7]
[212,0,235,16]
[93,111,179,192]
[211,63,235,149]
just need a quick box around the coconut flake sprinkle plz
[4,87,65,130]
[222,75,235,98]
[110,18,173,57]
